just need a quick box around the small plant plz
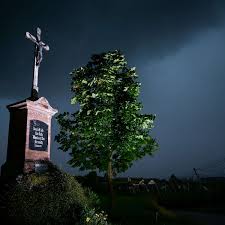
[80,208,109,225]
[84,187,101,209]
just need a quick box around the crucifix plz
[25,27,49,100]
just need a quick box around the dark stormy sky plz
[1,0,225,179]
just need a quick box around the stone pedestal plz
[1,97,57,176]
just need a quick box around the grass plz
[98,192,204,225]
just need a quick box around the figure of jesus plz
[26,27,49,100]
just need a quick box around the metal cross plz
[25,27,49,99]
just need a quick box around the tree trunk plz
[107,160,115,211]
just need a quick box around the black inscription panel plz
[29,120,48,151]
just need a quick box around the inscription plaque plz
[29,120,48,151]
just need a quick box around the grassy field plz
[98,193,204,225]
[77,175,225,225]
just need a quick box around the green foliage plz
[80,208,110,225]
[83,187,101,209]
[6,164,90,225]
[56,50,158,175]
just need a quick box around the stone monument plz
[1,28,58,176]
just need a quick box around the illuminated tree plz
[56,50,158,200]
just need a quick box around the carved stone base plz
[1,97,57,177]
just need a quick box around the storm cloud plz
[1,0,225,178]
[1,0,225,98]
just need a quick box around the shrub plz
[6,163,89,225]
[83,187,101,209]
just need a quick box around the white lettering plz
[34,144,42,147]
[35,140,43,145]
[33,127,41,132]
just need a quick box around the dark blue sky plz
[1,0,225,178]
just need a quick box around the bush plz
[6,163,90,225]
[83,187,101,209]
